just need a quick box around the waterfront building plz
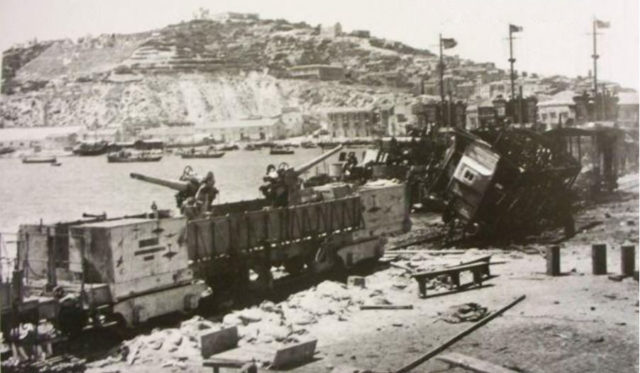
[0,126,81,150]
[320,107,376,138]
[617,92,639,130]
[141,117,286,143]
[537,91,576,130]
[279,107,304,137]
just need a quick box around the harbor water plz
[0,148,331,236]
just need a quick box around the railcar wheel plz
[284,257,305,275]
[57,304,88,336]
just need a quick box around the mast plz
[439,34,445,126]
[509,27,516,101]
[591,18,599,120]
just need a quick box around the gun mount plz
[265,145,343,206]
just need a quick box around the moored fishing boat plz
[107,150,163,163]
[270,145,295,155]
[180,146,225,159]
[22,155,57,164]
[72,141,109,156]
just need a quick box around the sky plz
[0,0,638,89]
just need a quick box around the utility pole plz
[592,18,599,120]
[439,34,445,126]
[508,29,516,101]
[508,24,523,124]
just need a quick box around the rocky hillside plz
[1,71,415,127]
[0,14,452,128]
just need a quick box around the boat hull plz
[22,157,57,164]
[181,153,225,159]
[107,155,163,163]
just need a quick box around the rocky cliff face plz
[0,71,413,128]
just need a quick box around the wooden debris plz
[436,352,518,373]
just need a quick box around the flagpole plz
[439,33,445,126]
[509,26,516,101]
[592,17,599,120]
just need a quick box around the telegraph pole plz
[591,18,600,120]
[508,28,516,101]
[439,34,446,126]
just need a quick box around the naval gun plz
[129,145,344,208]
[268,144,343,206]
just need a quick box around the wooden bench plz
[436,352,518,373]
[411,256,493,298]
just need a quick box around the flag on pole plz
[595,19,610,28]
[441,38,457,49]
[509,24,523,33]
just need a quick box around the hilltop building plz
[212,12,259,23]
[320,23,342,38]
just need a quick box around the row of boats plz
[19,144,300,165]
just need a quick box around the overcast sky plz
[1,0,638,89]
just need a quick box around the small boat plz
[218,143,239,151]
[22,155,57,164]
[300,141,317,149]
[181,147,225,159]
[73,141,109,156]
[51,162,62,167]
[270,145,295,155]
[0,147,16,155]
[107,150,163,163]
[244,143,260,151]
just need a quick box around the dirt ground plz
[82,175,638,373]
[294,184,639,373]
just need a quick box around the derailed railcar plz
[440,128,581,239]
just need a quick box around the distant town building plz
[321,107,376,138]
[278,107,304,137]
[477,99,497,128]
[349,30,370,38]
[617,92,639,130]
[141,118,285,142]
[320,23,342,38]
[0,126,81,150]
[288,65,345,81]
[572,91,619,124]
[538,99,575,129]
[212,12,259,23]
[466,104,479,129]
[421,81,439,97]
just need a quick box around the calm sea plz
[0,148,334,236]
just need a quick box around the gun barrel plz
[130,172,189,191]
[294,145,343,176]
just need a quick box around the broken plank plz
[436,352,518,373]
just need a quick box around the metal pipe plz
[395,295,526,373]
